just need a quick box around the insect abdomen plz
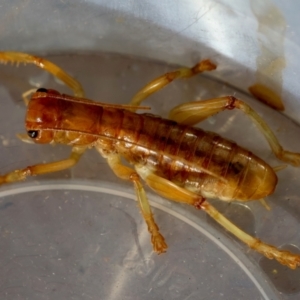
[114,111,277,201]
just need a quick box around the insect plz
[0,51,300,269]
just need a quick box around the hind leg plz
[169,96,300,167]
[135,166,300,269]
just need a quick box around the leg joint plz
[129,172,140,182]
[226,96,238,110]
[194,197,206,210]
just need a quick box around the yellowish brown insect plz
[0,51,300,269]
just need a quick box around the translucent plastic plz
[1,54,300,299]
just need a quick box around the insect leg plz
[0,146,86,185]
[0,51,84,97]
[136,167,300,269]
[135,165,205,207]
[105,154,167,253]
[129,60,216,109]
[169,96,300,166]
[203,201,300,269]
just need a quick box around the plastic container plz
[1,1,300,299]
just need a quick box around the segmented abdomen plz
[110,109,277,201]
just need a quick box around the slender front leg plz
[169,96,300,166]
[0,51,84,97]
[129,60,216,109]
[0,146,86,185]
[135,166,300,269]
[104,153,167,253]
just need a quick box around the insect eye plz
[27,130,39,139]
[36,88,48,93]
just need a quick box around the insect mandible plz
[0,51,300,269]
